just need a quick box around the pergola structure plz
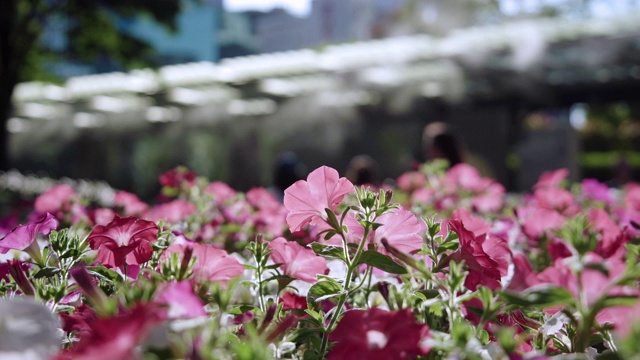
[9,11,640,192]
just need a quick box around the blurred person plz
[421,122,494,177]
[609,156,633,188]
[268,152,307,202]
[346,155,380,187]
[422,122,463,168]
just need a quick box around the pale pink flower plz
[205,181,237,205]
[144,199,196,224]
[268,237,328,283]
[90,208,116,226]
[516,206,565,241]
[396,171,427,193]
[34,184,77,215]
[155,281,207,319]
[113,191,148,216]
[534,168,569,190]
[283,166,354,232]
[370,208,425,256]
[163,243,244,285]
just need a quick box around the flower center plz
[366,330,388,350]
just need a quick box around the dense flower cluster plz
[0,164,639,359]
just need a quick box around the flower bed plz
[1,163,639,359]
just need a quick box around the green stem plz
[319,224,373,357]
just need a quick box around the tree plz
[0,0,185,171]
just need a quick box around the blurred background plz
[2,0,640,199]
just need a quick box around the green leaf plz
[310,242,346,262]
[307,280,344,308]
[228,305,256,315]
[33,267,61,279]
[600,295,640,309]
[499,287,575,308]
[356,251,407,274]
[86,266,122,283]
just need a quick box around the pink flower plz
[205,181,237,205]
[268,237,328,283]
[589,208,628,258]
[55,303,163,360]
[328,308,430,360]
[155,281,207,319]
[451,208,491,237]
[534,168,569,189]
[396,171,427,193]
[472,182,505,213]
[444,164,485,192]
[144,199,196,224]
[163,243,244,285]
[113,191,148,216]
[0,212,57,254]
[448,219,511,290]
[246,187,281,211]
[284,166,354,232]
[517,206,565,241]
[34,184,77,216]
[90,208,116,226]
[370,208,425,256]
[88,216,158,268]
[581,179,613,206]
[534,187,577,215]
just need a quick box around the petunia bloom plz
[113,191,148,216]
[328,308,430,360]
[163,243,245,285]
[34,184,77,217]
[0,212,57,263]
[284,166,354,232]
[268,237,328,283]
[447,219,511,291]
[55,302,163,360]
[155,281,207,319]
[369,208,425,256]
[88,216,158,268]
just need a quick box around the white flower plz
[0,297,61,360]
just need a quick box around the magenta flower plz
[88,216,158,268]
[589,208,628,258]
[581,179,614,206]
[283,166,354,232]
[155,281,207,319]
[55,303,163,360]
[268,237,328,283]
[328,308,430,360]
[0,212,57,263]
[163,243,244,285]
[159,167,197,188]
[448,219,511,290]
